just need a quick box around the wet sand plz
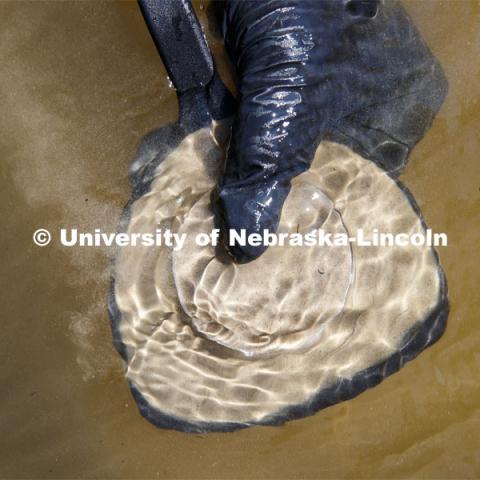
[0,0,479,478]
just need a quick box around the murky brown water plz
[1,1,479,478]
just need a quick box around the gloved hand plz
[215,0,447,263]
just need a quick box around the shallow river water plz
[1,1,479,478]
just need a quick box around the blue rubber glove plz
[215,0,447,263]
